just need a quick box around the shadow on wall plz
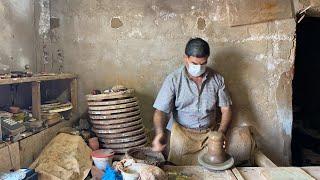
[135,91,155,130]
[211,48,262,140]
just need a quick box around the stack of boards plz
[86,88,147,158]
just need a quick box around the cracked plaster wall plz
[0,0,36,72]
[49,0,296,165]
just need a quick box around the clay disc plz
[198,151,235,171]
[91,119,142,129]
[101,137,147,149]
[92,124,143,133]
[89,110,140,119]
[90,116,141,125]
[88,106,139,115]
[99,133,146,144]
[86,89,134,101]
[87,97,137,106]
[88,101,138,111]
[95,128,145,138]
[112,144,147,154]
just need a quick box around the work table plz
[163,166,320,180]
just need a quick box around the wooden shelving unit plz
[0,73,78,171]
[0,73,78,121]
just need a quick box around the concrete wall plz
[49,0,296,165]
[0,0,36,72]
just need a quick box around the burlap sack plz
[30,133,92,180]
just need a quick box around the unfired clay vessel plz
[207,131,227,164]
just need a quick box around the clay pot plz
[88,137,100,150]
[9,106,21,114]
[207,131,227,164]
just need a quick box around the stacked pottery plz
[86,86,147,159]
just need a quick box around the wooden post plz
[70,78,78,116]
[254,150,277,167]
[32,81,41,121]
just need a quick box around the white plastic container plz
[91,149,114,171]
[120,163,147,180]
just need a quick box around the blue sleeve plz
[153,75,175,114]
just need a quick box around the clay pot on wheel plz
[207,131,227,164]
[88,137,100,150]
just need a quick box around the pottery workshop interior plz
[0,0,320,179]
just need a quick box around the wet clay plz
[207,131,227,164]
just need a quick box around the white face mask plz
[187,63,206,77]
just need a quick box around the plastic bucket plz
[91,149,114,171]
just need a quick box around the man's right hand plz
[152,133,167,152]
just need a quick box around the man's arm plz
[153,109,169,135]
[218,106,232,134]
[152,109,169,152]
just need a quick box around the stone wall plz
[48,0,296,165]
[0,0,36,72]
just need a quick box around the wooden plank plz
[163,165,234,179]
[70,78,78,115]
[301,167,320,179]
[261,167,315,180]
[238,167,319,180]
[231,168,245,180]
[0,142,20,172]
[227,0,293,26]
[32,81,41,121]
[254,150,277,167]
[225,169,238,180]
[0,73,77,85]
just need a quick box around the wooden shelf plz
[0,73,78,121]
[0,73,77,85]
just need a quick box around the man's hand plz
[152,133,167,152]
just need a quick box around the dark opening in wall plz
[292,16,320,166]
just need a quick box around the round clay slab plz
[86,89,134,101]
[91,119,142,129]
[99,133,146,144]
[95,128,145,138]
[92,124,143,133]
[198,151,235,171]
[111,144,147,154]
[89,110,140,119]
[90,115,141,125]
[87,97,137,106]
[101,137,147,149]
[88,106,139,115]
[88,101,139,111]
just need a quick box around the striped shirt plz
[153,66,232,130]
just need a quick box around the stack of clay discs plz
[86,86,147,157]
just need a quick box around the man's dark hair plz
[185,37,210,58]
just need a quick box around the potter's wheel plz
[198,150,234,171]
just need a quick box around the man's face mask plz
[187,63,206,77]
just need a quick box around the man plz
[152,37,232,165]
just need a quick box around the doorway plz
[292,16,320,166]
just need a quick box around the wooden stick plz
[231,168,245,180]
[32,81,41,121]
[254,150,277,167]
